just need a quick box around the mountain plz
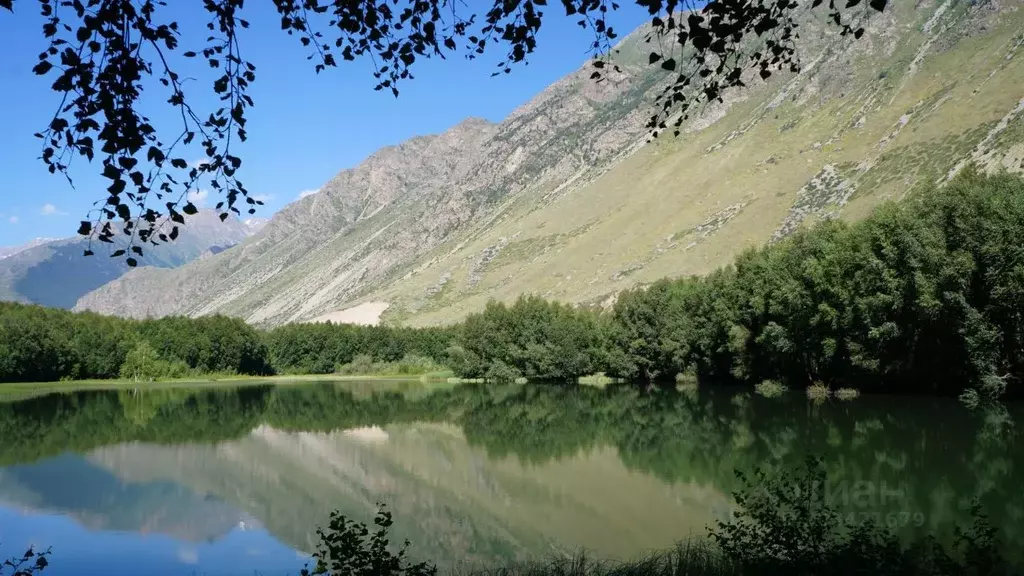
[86,423,729,567]
[0,211,256,309]
[0,454,243,542]
[0,238,59,260]
[76,2,1024,325]
[243,217,270,234]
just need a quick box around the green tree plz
[119,341,168,382]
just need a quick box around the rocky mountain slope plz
[77,1,1024,326]
[1,211,255,309]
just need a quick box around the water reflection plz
[0,382,1021,574]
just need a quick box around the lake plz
[0,381,1021,575]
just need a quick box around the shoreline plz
[0,373,457,400]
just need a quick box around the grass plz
[334,354,451,377]
[456,542,733,576]
[0,373,447,401]
[753,380,787,398]
[579,373,618,388]
[806,382,831,401]
[834,387,861,401]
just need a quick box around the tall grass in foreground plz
[458,543,732,576]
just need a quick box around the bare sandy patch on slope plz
[309,301,389,326]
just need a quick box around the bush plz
[337,354,375,375]
[834,387,860,401]
[754,380,787,398]
[484,359,522,382]
[119,342,170,382]
[807,382,831,401]
[2,547,50,576]
[392,354,445,375]
[710,457,1013,575]
[301,503,436,576]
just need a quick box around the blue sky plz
[0,3,651,247]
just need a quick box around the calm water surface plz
[0,381,1021,575]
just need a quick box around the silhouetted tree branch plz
[0,0,886,264]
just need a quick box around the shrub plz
[834,387,860,401]
[484,360,522,382]
[337,354,375,375]
[2,547,50,576]
[393,354,444,375]
[119,342,170,382]
[301,503,436,576]
[807,382,831,401]
[754,380,787,398]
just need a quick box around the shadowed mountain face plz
[0,211,256,309]
[73,2,1024,326]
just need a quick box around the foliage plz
[456,296,610,383]
[710,457,1015,575]
[335,354,447,376]
[4,173,1024,398]
[1,548,50,576]
[834,388,860,401]
[806,383,830,402]
[608,171,1024,399]
[119,341,170,382]
[0,0,885,262]
[265,323,458,375]
[301,503,436,576]
[754,380,786,398]
[0,304,267,382]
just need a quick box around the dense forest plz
[2,170,1023,399]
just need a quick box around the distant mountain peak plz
[243,217,269,234]
[0,237,59,260]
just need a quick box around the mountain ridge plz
[74,33,665,322]
[76,1,1024,325]
[0,210,257,309]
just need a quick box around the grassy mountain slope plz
[77,1,1024,326]
[377,0,1024,326]
[0,211,256,309]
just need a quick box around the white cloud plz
[40,203,66,216]
[191,158,211,168]
[8,216,18,225]
[251,194,274,204]
[187,189,209,207]
[298,188,320,199]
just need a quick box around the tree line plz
[2,170,1023,399]
[450,169,1024,400]
[0,304,454,382]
